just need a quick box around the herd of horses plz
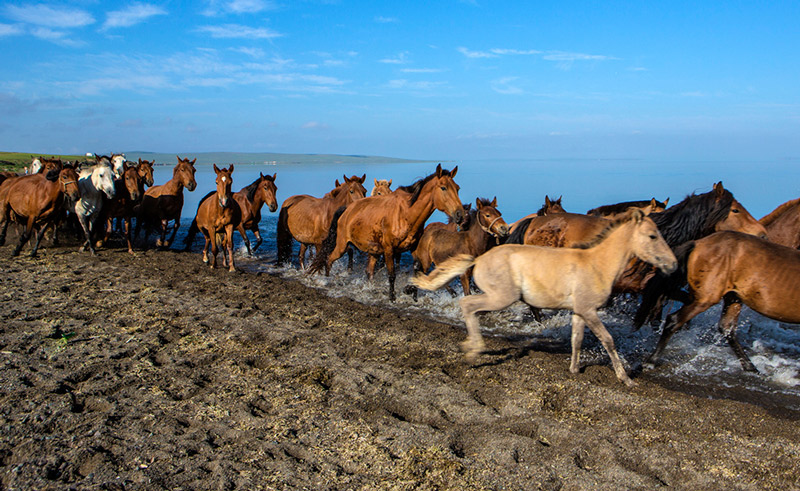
[1,157,799,386]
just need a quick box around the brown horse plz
[136,158,155,188]
[587,197,669,219]
[135,156,197,248]
[370,179,393,196]
[759,198,800,248]
[648,231,800,372]
[0,165,81,257]
[411,197,508,297]
[507,195,565,235]
[412,210,677,386]
[99,162,144,254]
[276,174,367,268]
[194,165,241,272]
[309,164,464,301]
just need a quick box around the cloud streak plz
[3,4,94,28]
[103,3,167,30]
[197,23,282,39]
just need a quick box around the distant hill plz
[123,152,434,166]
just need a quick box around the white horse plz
[73,164,116,254]
[29,157,42,174]
[94,153,126,179]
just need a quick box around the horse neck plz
[329,188,354,208]
[405,184,437,233]
[467,213,493,251]
[761,198,800,227]
[162,176,184,195]
[250,186,267,210]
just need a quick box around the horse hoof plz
[623,377,638,387]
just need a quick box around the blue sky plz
[0,1,798,160]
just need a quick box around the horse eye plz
[440,186,446,191]
[649,234,657,240]
[731,208,740,213]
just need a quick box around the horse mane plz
[571,214,630,249]
[242,175,264,201]
[760,198,800,226]
[397,167,455,206]
[649,188,733,246]
[587,199,664,216]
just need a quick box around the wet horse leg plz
[166,217,180,248]
[647,299,716,365]
[579,309,635,386]
[225,225,236,272]
[718,293,756,372]
[252,228,262,252]
[237,224,252,256]
[459,288,519,363]
[201,229,211,265]
[298,244,308,269]
[209,227,219,269]
[124,216,135,254]
[383,246,396,301]
[77,211,96,254]
[30,221,51,257]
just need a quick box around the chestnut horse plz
[309,164,464,301]
[759,198,800,248]
[507,195,565,235]
[135,156,197,248]
[99,162,145,254]
[412,210,677,386]
[194,165,241,272]
[647,231,800,372]
[370,179,393,196]
[0,165,81,257]
[411,197,508,297]
[276,174,367,268]
[135,158,155,188]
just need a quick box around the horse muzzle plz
[659,258,678,275]
[452,208,465,225]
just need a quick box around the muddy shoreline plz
[1,240,799,489]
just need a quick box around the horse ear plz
[176,155,181,162]
[360,173,366,183]
[122,161,129,172]
[271,173,276,181]
[343,174,349,183]
[138,157,143,164]
[387,179,392,186]
[714,181,725,196]
[190,158,197,166]
[545,195,551,206]
[557,195,562,203]
[229,164,234,173]
[436,163,443,177]
[663,197,669,207]
[491,196,498,207]
[335,179,341,187]
[451,166,458,178]
[475,197,483,209]
[213,164,220,173]
[374,178,379,186]
[631,208,644,222]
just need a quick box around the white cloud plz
[0,23,23,36]
[387,79,446,91]
[542,51,617,62]
[203,0,276,16]
[103,3,167,30]
[401,68,445,73]
[301,121,330,130]
[4,4,94,28]
[490,48,541,56]
[457,47,497,59]
[197,24,282,39]
[379,51,409,64]
[230,47,265,58]
[375,16,398,23]
[491,77,523,95]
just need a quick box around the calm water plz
[156,158,800,415]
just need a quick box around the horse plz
[276,174,367,268]
[71,163,116,254]
[370,179,393,196]
[410,197,508,297]
[0,165,81,257]
[95,153,126,179]
[507,195,565,235]
[135,158,155,188]
[587,197,670,219]
[412,210,677,386]
[759,198,800,248]
[647,231,800,373]
[193,165,241,272]
[308,164,464,301]
[98,162,144,254]
[135,156,197,249]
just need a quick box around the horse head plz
[629,210,677,274]
[122,162,142,202]
[59,166,81,203]
[476,196,509,238]
[711,182,767,239]
[371,178,393,196]
[136,158,155,187]
[213,164,234,208]
[259,172,278,212]
[431,164,464,224]
[92,164,116,199]
[41,158,63,181]
[175,156,197,191]
[110,154,125,179]
[30,156,43,174]
[539,195,565,215]
[340,174,367,203]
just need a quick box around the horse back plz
[4,174,61,220]
[761,200,800,248]
[523,213,608,247]
[233,192,258,229]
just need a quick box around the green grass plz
[0,152,89,172]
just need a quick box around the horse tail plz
[307,206,346,274]
[183,218,200,250]
[633,240,697,329]
[504,217,533,244]
[411,254,475,291]
[276,204,293,264]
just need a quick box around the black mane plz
[242,175,263,201]
[587,199,664,216]
[650,189,733,246]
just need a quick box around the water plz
[160,157,800,414]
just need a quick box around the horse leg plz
[0,205,9,246]
[166,218,180,248]
[237,225,252,256]
[569,314,586,374]
[647,299,716,365]
[209,228,219,269]
[365,255,378,280]
[156,219,168,248]
[718,293,756,372]
[14,217,35,257]
[124,217,135,254]
[202,231,211,265]
[383,247,396,301]
[30,222,50,257]
[298,244,308,269]
[459,289,518,363]
[77,212,96,255]
[252,228,262,252]
[226,226,236,272]
[459,270,472,296]
[579,310,635,386]
[403,258,422,301]
[347,245,354,271]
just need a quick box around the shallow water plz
[165,157,800,413]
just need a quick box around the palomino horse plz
[0,165,81,257]
[309,164,464,301]
[72,163,116,254]
[411,197,508,297]
[759,197,800,248]
[99,162,144,254]
[412,210,677,386]
[194,165,241,272]
[587,197,669,219]
[370,179,393,196]
[276,174,367,268]
[647,231,800,372]
[135,156,197,248]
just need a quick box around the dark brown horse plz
[309,164,464,301]
[411,197,508,297]
[0,165,80,256]
[276,174,367,268]
[587,197,669,219]
[759,198,800,248]
[194,165,241,272]
[135,156,197,248]
[99,162,144,254]
[507,195,565,235]
[234,172,277,255]
[647,231,800,372]
[136,158,155,188]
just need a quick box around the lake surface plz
[154,158,800,415]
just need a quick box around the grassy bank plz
[0,152,88,172]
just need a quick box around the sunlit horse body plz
[0,165,81,257]
[370,179,393,196]
[413,211,678,386]
[309,164,464,301]
[276,174,367,268]
[193,165,241,271]
[135,156,197,248]
[507,195,565,235]
[759,198,800,248]
[99,162,144,254]
[648,231,800,372]
[411,197,508,296]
